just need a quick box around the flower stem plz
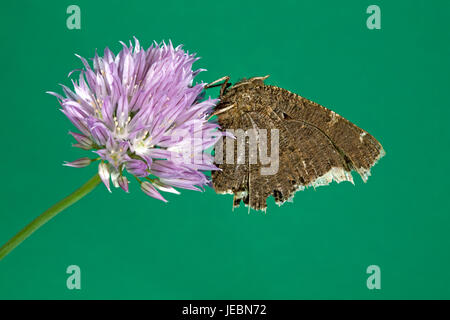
[0,173,101,261]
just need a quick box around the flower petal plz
[126,159,148,177]
[152,179,180,195]
[98,161,111,192]
[118,176,129,193]
[141,181,167,202]
[63,157,92,168]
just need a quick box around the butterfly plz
[205,75,385,211]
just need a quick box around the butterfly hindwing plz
[212,78,385,211]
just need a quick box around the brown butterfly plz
[205,75,385,211]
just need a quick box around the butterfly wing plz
[266,85,385,181]
[212,83,385,211]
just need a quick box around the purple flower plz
[48,38,224,201]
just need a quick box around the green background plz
[0,0,449,299]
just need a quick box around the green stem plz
[0,173,101,261]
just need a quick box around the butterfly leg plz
[205,76,230,98]
[231,75,270,90]
[207,103,236,120]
